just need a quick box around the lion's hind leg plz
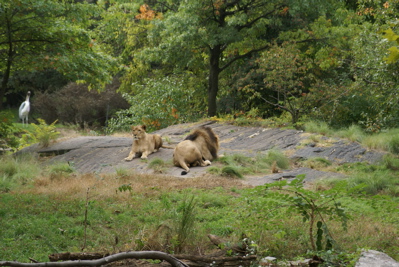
[201,159,211,166]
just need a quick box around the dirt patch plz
[17,121,385,186]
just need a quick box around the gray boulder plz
[355,250,399,267]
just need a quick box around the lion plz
[125,125,170,161]
[173,126,219,175]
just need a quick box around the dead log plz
[174,254,257,267]
[0,251,188,267]
[48,252,109,262]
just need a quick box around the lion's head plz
[131,125,147,140]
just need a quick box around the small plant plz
[252,176,351,251]
[118,184,132,192]
[303,157,332,169]
[48,162,75,177]
[304,121,332,136]
[221,166,243,178]
[115,167,130,179]
[0,154,41,191]
[173,195,197,253]
[20,119,60,148]
[0,111,20,152]
[148,158,168,173]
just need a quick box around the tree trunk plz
[0,18,14,110]
[207,45,221,117]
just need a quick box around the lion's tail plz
[161,145,175,149]
[178,160,190,175]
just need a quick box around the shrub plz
[108,75,206,132]
[20,119,60,148]
[0,111,20,152]
[33,79,129,129]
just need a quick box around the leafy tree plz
[135,0,348,118]
[0,0,117,109]
[138,0,287,117]
[245,42,329,124]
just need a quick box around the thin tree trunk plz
[207,45,221,117]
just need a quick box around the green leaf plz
[385,46,399,64]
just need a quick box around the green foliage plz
[0,154,42,192]
[20,119,60,148]
[249,177,351,252]
[362,129,399,154]
[210,151,290,178]
[303,157,332,169]
[252,42,327,124]
[382,28,399,63]
[337,168,399,196]
[48,162,75,181]
[148,158,168,173]
[1,160,399,263]
[221,166,243,179]
[0,0,117,109]
[304,121,332,135]
[108,76,205,132]
[336,125,366,143]
[173,195,197,253]
[0,111,20,152]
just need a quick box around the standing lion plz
[125,125,166,161]
[173,126,219,175]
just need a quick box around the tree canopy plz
[0,0,116,109]
[2,0,399,132]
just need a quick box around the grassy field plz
[1,121,399,266]
[1,153,399,266]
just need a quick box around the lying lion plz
[173,126,219,175]
[125,125,171,161]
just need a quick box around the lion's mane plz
[173,126,219,175]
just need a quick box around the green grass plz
[0,154,42,192]
[210,150,290,178]
[0,153,398,265]
[2,121,399,265]
[303,121,399,155]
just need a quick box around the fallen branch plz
[0,251,188,267]
[48,252,108,262]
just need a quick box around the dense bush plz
[33,79,129,129]
[108,75,206,132]
[0,111,20,152]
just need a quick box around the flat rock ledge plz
[17,121,385,186]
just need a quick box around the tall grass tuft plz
[362,129,399,154]
[264,149,290,169]
[303,121,332,135]
[336,124,366,142]
[345,170,398,195]
[174,195,197,253]
[0,154,41,191]
[48,162,75,180]
[221,166,243,178]
[148,158,168,173]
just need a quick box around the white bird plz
[19,91,31,125]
